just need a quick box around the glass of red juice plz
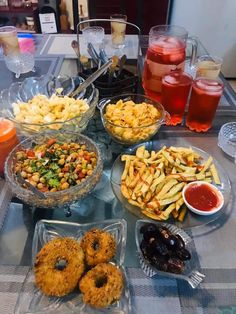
[186,78,224,132]
[142,25,197,102]
[161,71,192,125]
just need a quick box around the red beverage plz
[142,36,186,101]
[186,78,223,132]
[161,71,192,125]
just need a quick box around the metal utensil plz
[118,54,127,76]
[17,172,46,199]
[71,40,83,72]
[99,48,109,65]
[87,43,100,66]
[69,59,112,98]
[108,55,119,84]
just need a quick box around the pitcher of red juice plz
[142,25,197,101]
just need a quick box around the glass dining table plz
[0,34,236,314]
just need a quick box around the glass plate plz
[135,220,205,288]
[110,141,231,229]
[14,219,131,314]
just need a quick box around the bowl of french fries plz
[110,141,231,228]
[0,75,99,137]
[98,94,170,145]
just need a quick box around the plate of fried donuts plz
[14,219,131,314]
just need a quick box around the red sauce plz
[185,183,220,212]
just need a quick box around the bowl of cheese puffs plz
[0,75,99,137]
[98,94,170,145]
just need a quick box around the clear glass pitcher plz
[142,25,197,101]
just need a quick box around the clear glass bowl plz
[110,141,231,229]
[4,132,103,208]
[0,75,99,137]
[135,220,205,288]
[14,218,131,314]
[218,122,236,159]
[98,94,169,145]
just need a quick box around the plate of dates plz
[135,220,205,288]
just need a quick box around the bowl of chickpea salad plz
[4,133,103,208]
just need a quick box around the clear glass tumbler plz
[186,77,224,132]
[110,14,127,48]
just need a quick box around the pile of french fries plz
[121,145,221,222]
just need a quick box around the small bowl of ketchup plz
[182,181,224,216]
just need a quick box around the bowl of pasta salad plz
[98,94,170,145]
[0,75,99,137]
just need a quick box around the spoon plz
[17,172,46,199]
[118,54,127,76]
[87,43,100,66]
[108,55,119,84]
[69,59,112,98]
[71,40,83,72]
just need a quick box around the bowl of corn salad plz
[4,132,103,208]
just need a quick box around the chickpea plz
[31,174,39,183]
[61,182,69,190]
[87,164,92,170]
[76,179,81,184]
[58,159,65,165]
[50,187,58,192]
[81,145,86,150]
[82,169,87,175]
[26,166,33,173]
[37,183,44,189]
[58,172,64,178]
[39,177,46,184]
[87,169,93,176]
[21,171,27,178]
[60,178,67,184]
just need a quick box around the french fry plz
[201,156,213,173]
[157,179,178,198]
[159,182,185,200]
[159,192,182,206]
[178,205,187,222]
[120,145,221,223]
[210,164,221,185]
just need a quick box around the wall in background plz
[170,0,236,78]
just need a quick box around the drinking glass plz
[0,26,20,56]
[82,26,105,44]
[196,55,223,79]
[110,14,127,48]
[142,25,197,101]
[186,78,224,132]
[161,71,192,125]
[4,52,35,78]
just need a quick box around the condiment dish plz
[182,181,224,216]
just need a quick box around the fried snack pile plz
[12,94,89,130]
[121,145,221,222]
[34,229,124,309]
[104,99,161,143]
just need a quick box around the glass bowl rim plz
[4,132,103,198]
[1,75,98,128]
[99,93,167,129]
